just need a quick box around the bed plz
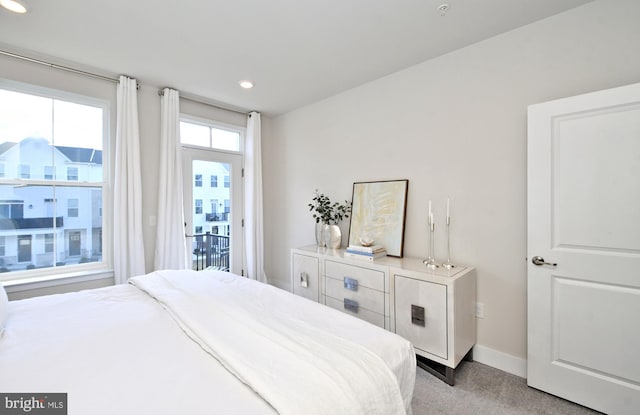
[0,269,415,414]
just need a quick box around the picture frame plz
[347,179,409,257]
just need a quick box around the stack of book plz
[344,244,387,261]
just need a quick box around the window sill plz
[2,268,114,294]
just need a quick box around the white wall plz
[263,0,640,365]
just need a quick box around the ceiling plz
[0,0,594,116]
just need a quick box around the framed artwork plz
[348,179,409,257]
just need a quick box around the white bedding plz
[0,270,415,414]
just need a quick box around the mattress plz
[0,270,415,414]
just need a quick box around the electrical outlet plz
[475,302,485,319]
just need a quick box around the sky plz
[0,88,103,150]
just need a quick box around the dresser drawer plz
[325,260,385,292]
[292,253,320,302]
[394,275,448,359]
[325,276,385,314]
[324,296,385,328]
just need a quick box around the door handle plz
[531,256,557,267]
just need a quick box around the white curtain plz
[243,112,267,283]
[154,88,188,270]
[113,75,146,284]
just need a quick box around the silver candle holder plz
[423,201,439,269]
[442,198,456,269]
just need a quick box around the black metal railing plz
[192,231,230,271]
[0,216,64,230]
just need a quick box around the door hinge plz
[242,218,244,227]
[241,168,244,178]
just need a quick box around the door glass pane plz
[190,159,231,271]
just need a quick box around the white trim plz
[472,344,527,378]
[3,268,114,292]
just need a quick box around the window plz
[44,166,55,180]
[68,199,79,217]
[195,199,203,214]
[224,199,230,213]
[19,164,30,179]
[180,120,241,151]
[0,236,5,257]
[0,201,24,219]
[194,174,202,187]
[224,175,230,188]
[67,167,78,181]
[44,234,54,253]
[210,175,218,187]
[195,226,202,234]
[0,83,108,280]
[0,164,5,178]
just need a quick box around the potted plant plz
[308,190,351,248]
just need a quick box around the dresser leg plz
[416,355,456,386]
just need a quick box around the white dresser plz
[291,245,476,385]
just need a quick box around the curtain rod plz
[1,49,119,84]
[158,88,250,116]
[1,49,249,115]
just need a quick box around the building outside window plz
[194,174,202,187]
[195,199,203,214]
[224,175,230,188]
[44,233,54,253]
[0,84,107,279]
[67,167,78,181]
[18,164,30,179]
[44,166,55,180]
[210,175,217,187]
[67,199,79,217]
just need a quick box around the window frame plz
[180,114,245,274]
[0,78,112,285]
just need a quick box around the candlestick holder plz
[442,215,455,269]
[423,217,439,270]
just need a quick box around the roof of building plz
[0,139,102,164]
[55,146,103,164]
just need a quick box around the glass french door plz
[182,147,243,274]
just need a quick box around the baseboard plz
[472,344,527,379]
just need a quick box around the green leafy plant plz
[308,190,352,225]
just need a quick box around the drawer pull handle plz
[344,277,358,291]
[344,298,359,313]
[300,272,309,288]
[411,304,425,327]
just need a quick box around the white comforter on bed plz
[130,270,409,415]
[0,270,415,414]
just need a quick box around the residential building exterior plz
[0,137,102,271]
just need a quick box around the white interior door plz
[527,82,640,414]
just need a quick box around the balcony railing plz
[205,212,229,222]
[0,216,64,230]
[192,231,230,272]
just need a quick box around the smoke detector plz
[438,3,449,16]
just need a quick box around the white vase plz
[324,224,341,249]
[315,223,326,247]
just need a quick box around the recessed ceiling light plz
[0,0,28,13]
[239,80,254,89]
